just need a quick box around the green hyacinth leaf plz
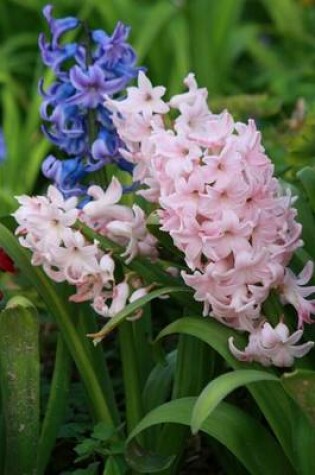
[297,167,315,213]
[0,296,40,475]
[126,398,293,475]
[282,370,315,428]
[156,317,296,465]
[191,369,279,434]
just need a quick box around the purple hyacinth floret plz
[0,129,6,164]
[39,5,140,199]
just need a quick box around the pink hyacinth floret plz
[106,71,315,366]
[229,321,314,367]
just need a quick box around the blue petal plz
[0,129,6,164]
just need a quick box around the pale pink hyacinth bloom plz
[106,71,315,366]
[229,321,314,367]
[14,176,158,320]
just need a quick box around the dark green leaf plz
[282,369,315,427]
[103,456,127,475]
[127,398,293,475]
[92,422,115,441]
[143,351,176,413]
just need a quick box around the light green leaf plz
[134,2,176,62]
[261,0,305,38]
[191,369,279,434]
[297,167,315,213]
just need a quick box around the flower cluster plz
[229,321,313,367]
[106,72,315,366]
[39,5,140,199]
[13,178,157,316]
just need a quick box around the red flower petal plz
[0,248,16,273]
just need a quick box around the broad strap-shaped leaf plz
[191,369,279,434]
[284,181,315,260]
[143,351,177,413]
[0,296,40,475]
[297,166,315,212]
[126,441,176,474]
[289,410,315,475]
[134,1,176,62]
[156,317,296,465]
[282,369,315,428]
[36,335,72,475]
[103,455,127,475]
[126,398,294,475]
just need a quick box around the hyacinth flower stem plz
[77,306,120,425]
[119,322,144,440]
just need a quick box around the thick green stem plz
[77,307,120,426]
[119,322,143,436]
[132,305,154,390]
